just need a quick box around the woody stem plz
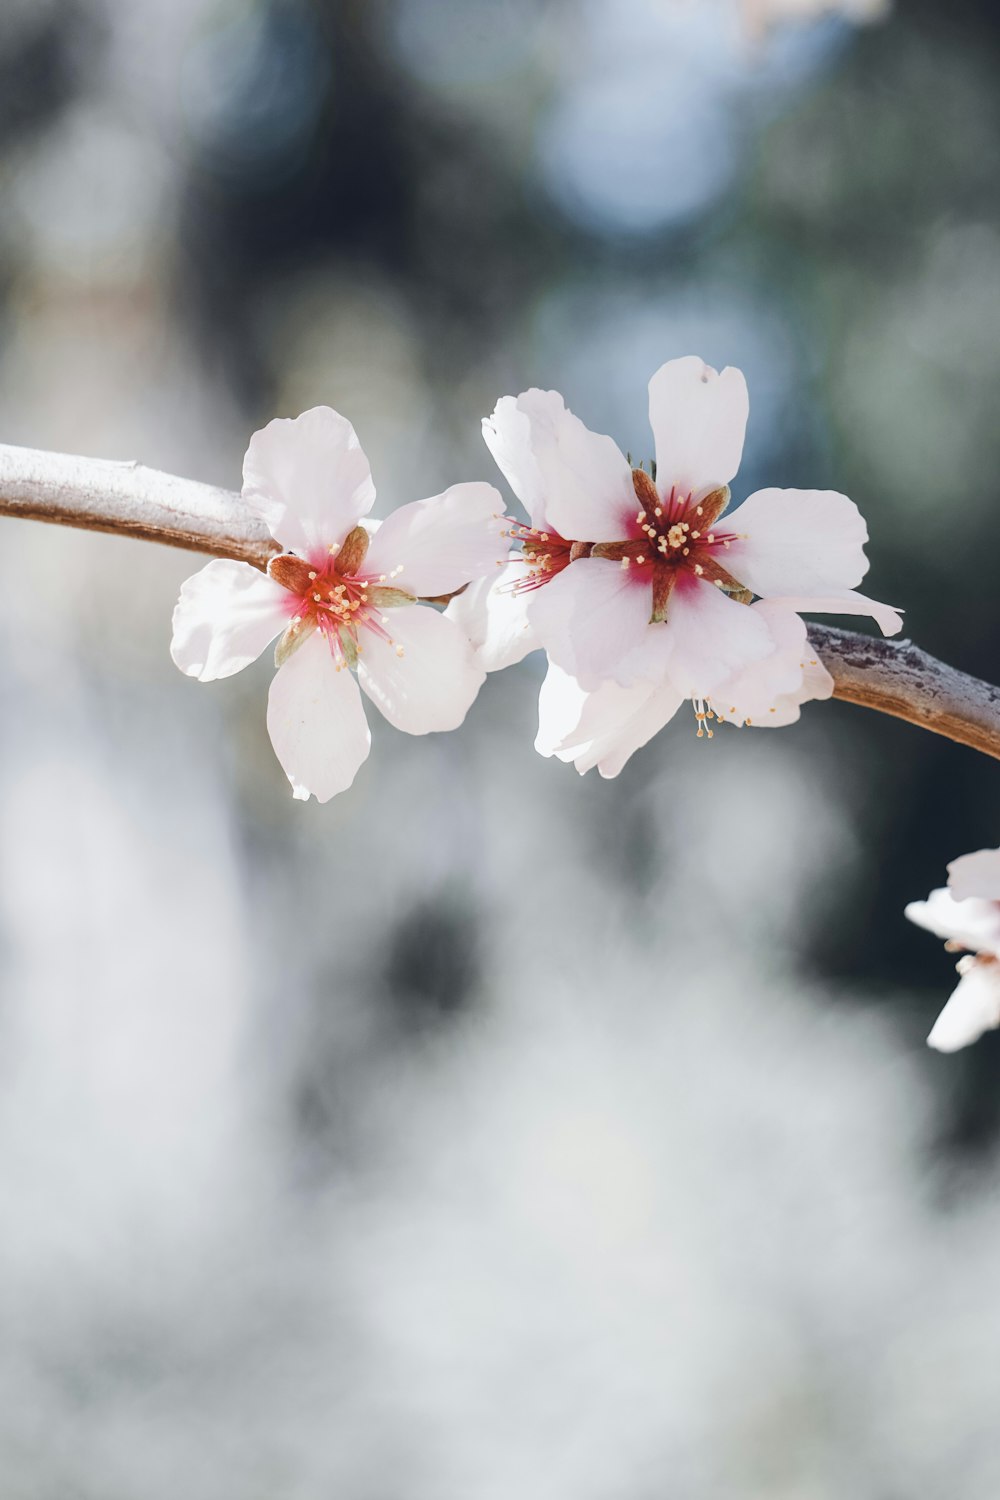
[1,439,999,761]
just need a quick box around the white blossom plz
[172,407,507,802]
[905,848,1000,1052]
[455,355,898,770]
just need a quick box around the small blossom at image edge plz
[905,847,1000,1052]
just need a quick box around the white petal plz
[362,483,508,598]
[763,591,903,638]
[242,406,375,558]
[927,965,1000,1053]
[648,356,749,497]
[663,574,774,698]
[536,664,682,777]
[170,559,289,682]
[526,558,656,690]
[904,889,1000,955]
[723,488,871,598]
[444,563,539,672]
[266,630,371,802]
[711,601,834,728]
[357,606,485,734]
[947,847,1000,902]
[484,389,635,540]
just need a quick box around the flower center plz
[504,470,751,623]
[268,526,410,667]
[592,469,751,622]
[505,521,577,592]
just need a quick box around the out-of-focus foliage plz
[2,2,1000,1495]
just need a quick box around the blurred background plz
[1,0,1000,1494]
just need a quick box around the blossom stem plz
[2,439,999,761]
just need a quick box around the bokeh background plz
[2,1,1000,1494]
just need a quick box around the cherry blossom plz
[905,847,1000,1052]
[536,602,835,777]
[172,407,507,802]
[465,356,899,746]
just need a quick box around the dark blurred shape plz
[181,1,331,188]
[380,898,481,1029]
[0,1,92,148]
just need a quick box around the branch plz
[0,440,277,569]
[2,439,999,761]
[807,625,1000,763]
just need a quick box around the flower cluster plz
[449,355,900,775]
[906,848,1000,1052]
[172,357,900,799]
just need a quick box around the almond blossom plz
[536,601,836,777]
[451,355,900,764]
[905,847,1000,1053]
[171,407,507,802]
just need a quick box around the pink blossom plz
[536,603,835,777]
[464,357,899,756]
[171,407,508,802]
[905,847,1000,1052]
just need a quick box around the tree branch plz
[0,439,277,569]
[806,625,1000,762]
[2,439,999,761]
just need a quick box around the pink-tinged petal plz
[444,563,539,672]
[663,574,774,698]
[362,482,508,597]
[243,406,375,557]
[711,601,834,728]
[648,356,749,497]
[927,965,1000,1053]
[723,488,871,598]
[484,389,635,540]
[536,664,683,777]
[947,847,1000,902]
[526,557,656,690]
[763,591,903,638]
[904,889,1000,956]
[266,631,371,802]
[357,605,485,734]
[170,559,289,682]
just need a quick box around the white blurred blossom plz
[906,847,1000,1052]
